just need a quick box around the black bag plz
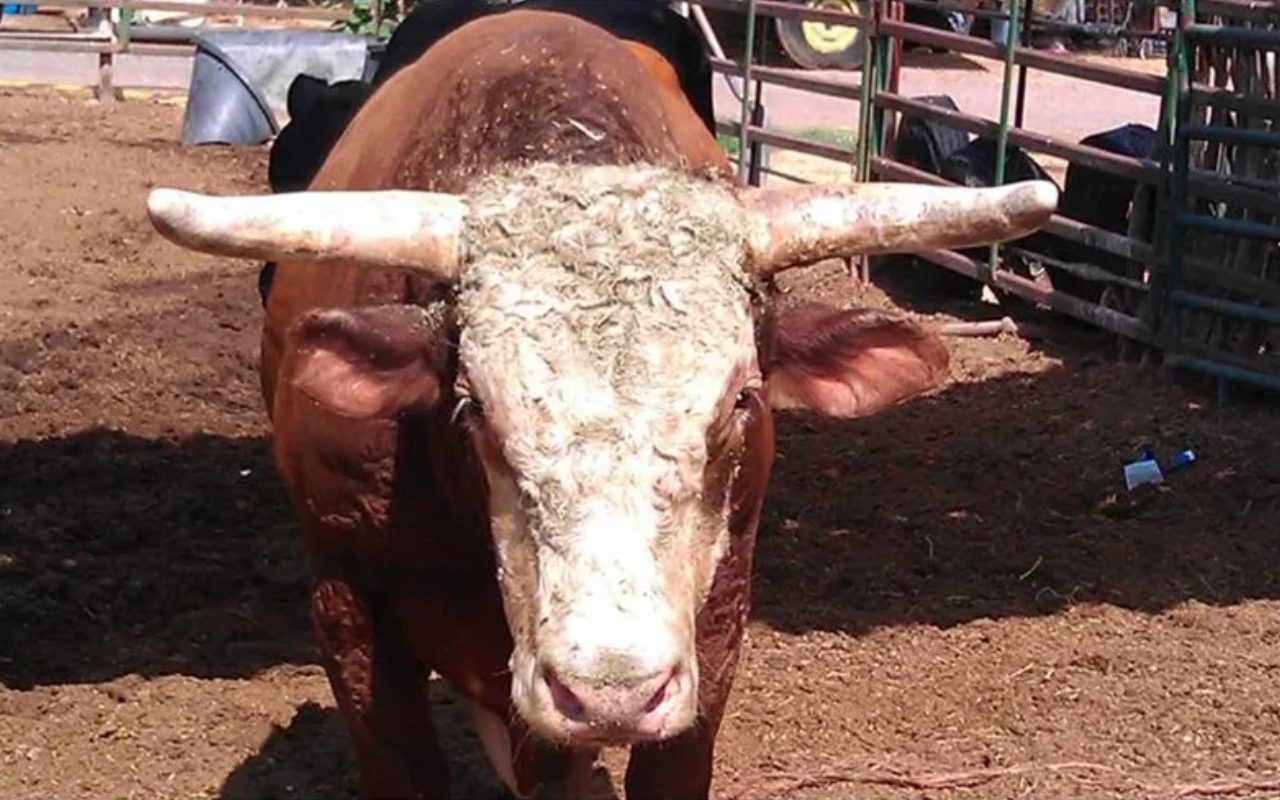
[1053,123,1157,301]
[893,95,970,177]
[874,96,980,302]
[940,136,1057,187]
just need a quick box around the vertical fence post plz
[1166,0,1195,353]
[882,0,904,152]
[1137,2,1184,362]
[748,99,766,186]
[1013,0,1033,127]
[118,4,133,51]
[96,48,115,103]
[855,1,877,182]
[987,0,1021,280]
[857,0,892,283]
[737,0,759,183]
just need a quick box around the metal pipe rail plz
[696,0,871,28]
[1176,213,1280,241]
[876,92,1280,214]
[709,57,861,100]
[1170,290,1280,326]
[1180,123,1280,148]
[25,0,346,22]
[867,154,1156,340]
[1004,245,1151,292]
[1165,353,1280,396]
[716,119,856,162]
[879,17,1167,94]
[1185,22,1280,47]
[874,154,1280,307]
[907,245,1155,341]
[1198,0,1280,21]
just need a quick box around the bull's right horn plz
[147,189,469,282]
[740,180,1059,277]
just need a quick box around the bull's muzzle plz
[535,656,692,744]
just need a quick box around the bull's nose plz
[540,661,680,736]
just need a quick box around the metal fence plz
[0,0,343,100]
[1161,0,1280,400]
[710,0,1278,401]
[2,0,1275,397]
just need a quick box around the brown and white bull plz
[147,9,1056,799]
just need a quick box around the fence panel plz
[1161,0,1280,400]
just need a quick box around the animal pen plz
[1,0,1276,398]
[705,0,1280,403]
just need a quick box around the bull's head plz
[148,164,1055,746]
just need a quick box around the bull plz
[147,8,1056,799]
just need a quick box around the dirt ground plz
[2,87,1280,800]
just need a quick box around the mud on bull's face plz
[453,166,760,745]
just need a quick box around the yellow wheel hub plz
[800,0,862,54]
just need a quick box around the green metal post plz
[737,0,759,183]
[118,7,133,51]
[855,1,877,182]
[987,0,1021,277]
[1013,0,1033,128]
[1167,0,1195,350]
[1148,0,1184,343]
[992,0,1019,188]
[871,0,891,160]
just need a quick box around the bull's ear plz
[762,303,949,418]
[282,304,451,419]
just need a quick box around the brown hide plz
[265,10,755,800]
[261,10,730,412]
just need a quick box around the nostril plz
[643,671,674,714]
[543,667,586,721]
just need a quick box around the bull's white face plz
[455,164,758,745]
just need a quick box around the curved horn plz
[147,189,469,281]
[741,180,1059,277]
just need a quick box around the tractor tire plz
[775,0,868,70]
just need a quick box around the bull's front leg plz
[310,571,449,799]
[622,624,744,800]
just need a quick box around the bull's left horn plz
[147,189,468,281]
[741,180,1058,277]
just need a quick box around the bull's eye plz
[451,395,483,425]
[734,385,759,411]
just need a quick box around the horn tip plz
[146,188,190,230]
[1019,180,1060,218]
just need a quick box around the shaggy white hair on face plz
[456,162,759,740]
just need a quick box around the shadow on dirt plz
[216,687,529,800]
[0,429,313,689]
[5,360,1278,691]
[3,326,1276,690]
[752,359,1280,636]
[218,702,358,800]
